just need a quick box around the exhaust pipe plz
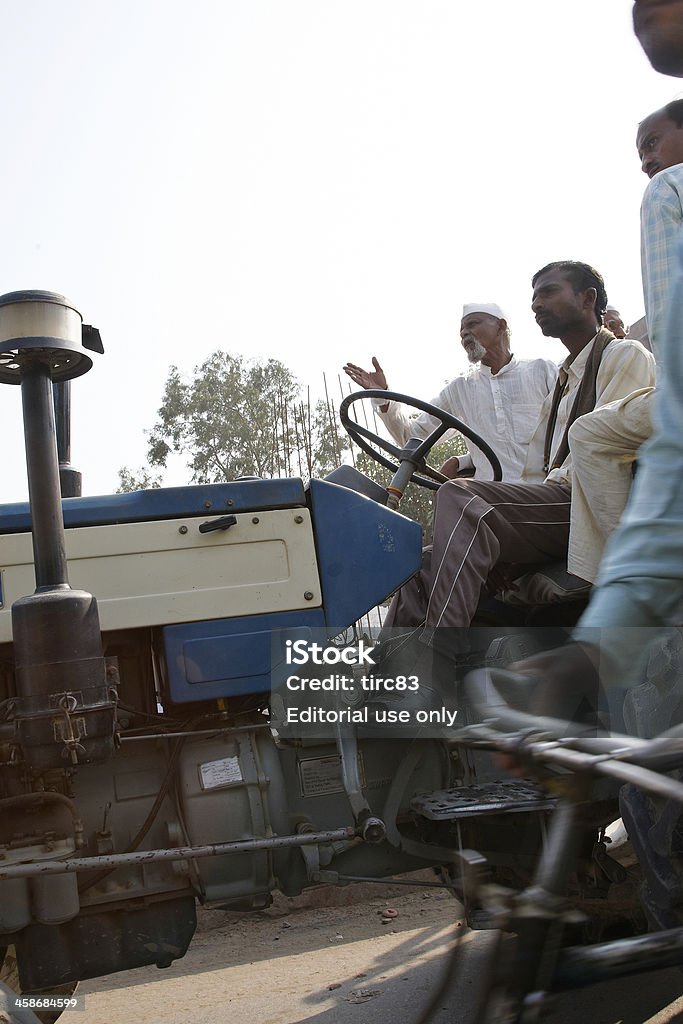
[0,290,115,769]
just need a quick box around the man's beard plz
[463,339,487,364]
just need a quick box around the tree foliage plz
[146,353,303,483]
[116,466,163,493]
[310,392,354,478]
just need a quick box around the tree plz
[310,392,354,477]
[146,352,303,483]
[116,466,163,493]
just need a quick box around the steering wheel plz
[338,390,502,489]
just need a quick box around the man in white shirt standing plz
[570,101,683,665]
[504,10,683,714]
[563,101,683,585]
[344,303,557,483]
[637,100,683,354]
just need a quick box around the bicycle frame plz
[450,669,683,1024]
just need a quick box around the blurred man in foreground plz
[560,102,683,587]
[516,0,683,707]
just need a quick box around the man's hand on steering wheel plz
[439,455,461,479]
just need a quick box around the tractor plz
[0,290,632,1018]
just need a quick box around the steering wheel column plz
[339,389,503,509]
[384,437,441,509]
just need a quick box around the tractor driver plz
[343,303,557,483]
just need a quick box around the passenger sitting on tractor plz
[382,261,655,642]
[343,302,557,483]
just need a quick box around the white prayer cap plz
[462,302,508,321]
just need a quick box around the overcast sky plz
[0,1,678,503]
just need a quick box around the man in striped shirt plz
[513,0,683,706]
[560,102,683,585]
[638,101,683,357]
[571,105,683,681]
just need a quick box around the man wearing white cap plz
[344,302,557,482]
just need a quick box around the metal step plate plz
[412,779,556,820]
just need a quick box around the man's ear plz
[498,318,508,338]
[582,286,598,313]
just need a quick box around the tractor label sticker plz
[298,753,365,798]
[199,756,243,790]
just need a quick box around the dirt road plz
[57,879,683,1024]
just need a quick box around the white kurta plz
[520,335,655,582]
[373,356,558,483]
[567,388,654,583]
[522,336,655,486]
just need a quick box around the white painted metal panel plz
[0,509,321,642]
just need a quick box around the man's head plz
[636,100,683,178]
[460,302,510,365]
[531,261,607,341]
[604,307,628,338]
[633,0,683,76]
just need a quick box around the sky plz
[0,0,679,503]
